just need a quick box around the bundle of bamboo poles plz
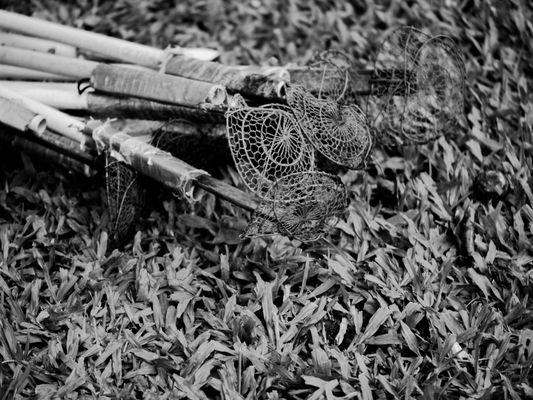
[0,11,408,243]
[0,12,466,244]
[0,10,304,242]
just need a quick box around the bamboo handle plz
[0,81,226,122]
[0,96,46,135]
[165,56,286,99]
[0,47,228,107]
[0,84,88,146]
[93,125,258,212]
[0,31,77,57]
[0,65,72,81]
[91,64,227,106]
[0,10,218,66]
[0,45,96,78]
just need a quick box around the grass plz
[0,0,532,398]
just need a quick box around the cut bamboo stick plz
[0,81,226,121]
[0,46,96,78]
[0,31,77,57]
[0,96,46,134]
[93,124,257,212]
[0,65,72,81]
[0,12,290,100]
[0,81,88,109]
[0,47,228,107]
[86,94,225,122]
[0,10,219,66]
[13,135,95,176]
[91,64,226,105]
[0,84,88,146]
[163,56,287,99]
[33,129,96,166]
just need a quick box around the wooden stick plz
[0,84,88,146]
[0,96,46,134]
[0,65,72,80]
[0,31,77,57]
[93,124,257,212]
[0,10,219,66]
[0,47,228,107]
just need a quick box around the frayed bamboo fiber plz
[0,96,46,134]
[0,10,219,67]
[0,31,77,57]
[164,55,287,99]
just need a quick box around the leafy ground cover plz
[0,0,532,398]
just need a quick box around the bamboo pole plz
[0,10,219,66]
[163,56,287,99]
[0,84,88,146]
[0,46,96,78]
[0,47,228,107]
[0,65,72,81]
[91,64,226,105]
[33,129,96,165]
[93,124,257,212]
[12,135,95,176]
[0,31,77,57]
[0,12,288,100]
[0,81,226,121]
[0,96,46,134]
[0,81,87,109]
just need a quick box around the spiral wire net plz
[243,172,347,242]
[226,97,316,199]
[302,50,352,102]
[366,26,466,143]
[286,84,373,169]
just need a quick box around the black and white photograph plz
[0,0,531,398]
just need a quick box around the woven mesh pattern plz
[226,101,315,198]
[367,27,466,143]
[105,154,145,244]
[287,85,372,169]
[243,172,347,242]
[306,50,351,102]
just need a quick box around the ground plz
[0,0,532,399]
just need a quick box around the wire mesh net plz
[226,97,316,199]
[286,84,372,169]
[243,171,347,242]
[302,50,352,102]
[366,26,466,143]
[105,153,145,244]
